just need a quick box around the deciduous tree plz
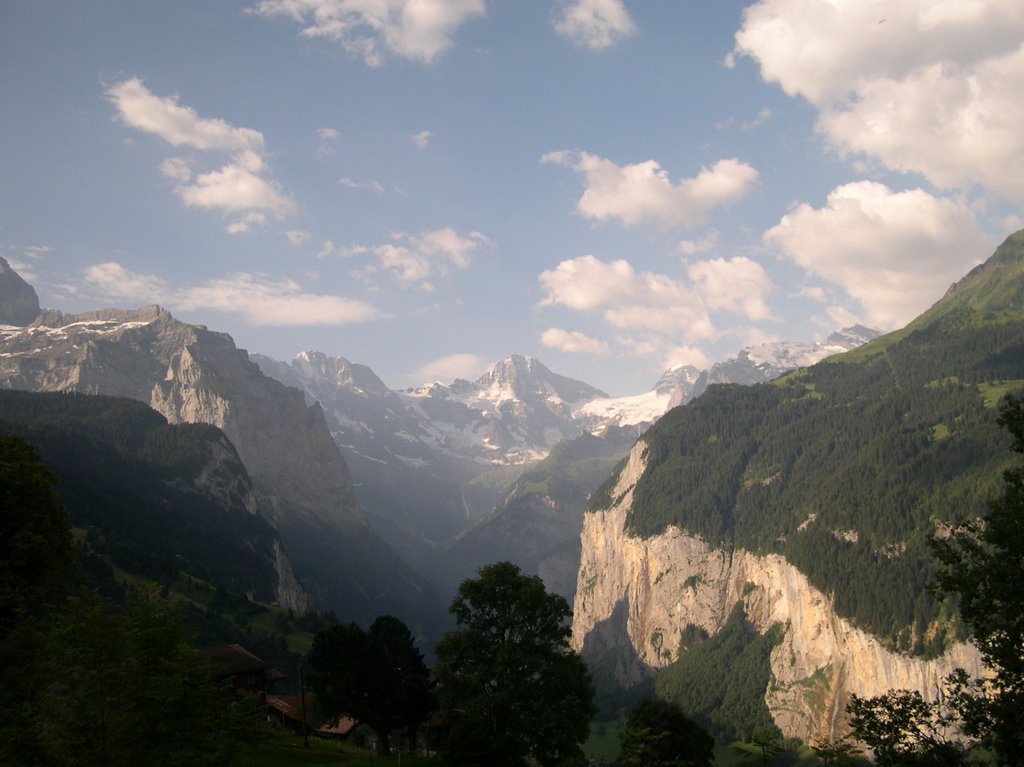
[433,561,595,767]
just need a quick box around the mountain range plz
[6,225,1008,745]
[0,253,881,622]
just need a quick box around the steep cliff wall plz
[572,439,983,742]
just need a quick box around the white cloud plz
[248,0,486,66]
[107,79,294,229]
[678,230,718,255]
[538,255,714,338]
[285,230,312,246]
[106,78,263,152]
[733,0,1024,203]
[410,353,489,383]
[177,274,379,325]
[350,227,491,289]
[687,256,773,320]
[82,262,378,326]
[553,0,636,50]
[225,212,268,234]
[160,157,193,183]
[83,262,167,303]
[661,344,712,371]
[543,150,758,228]
[539,328,610,356]
[764,181,991,329]
[411,130,432,148]
[339,177,386,193]
[176,159,295,217]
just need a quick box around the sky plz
[3,1,1023,396]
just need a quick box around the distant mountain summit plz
[0,257,41,326]
[690,325,881,398]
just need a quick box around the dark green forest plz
[0,389,284,602]
[608,232,1024,656]
[620,321,1024,655]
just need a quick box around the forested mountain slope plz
[573,230,1024,741]
[0,390,304,607]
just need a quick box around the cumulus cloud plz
[539,255,713,337]
[542,150,758,228]
[285,230,312,246]
[732,0,1024,202]
[553,0,636,50]
[410,353,489,384]
[538,252,779,366]
[106,79,294,231]
[178,161,294,219]
[84,262,167,303]
[82,262,378,326]
[687,256,772,320]
[346,227,491,289]
[764,181,991,328]
[539,328,610,356]
[248,0,485,66]
[411,130,432,148]
[106,78,264,152]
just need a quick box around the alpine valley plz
[3,231,1024,743]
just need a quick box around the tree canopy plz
[617,698,714,767]
[433,561,596,767]
[933,392,1024,759]
[0,434,74,635]
[308,614,431,756]
[849,393,1024,764]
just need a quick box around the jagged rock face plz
[0,307,363,531]
[0,257,41,326]
[0,306,383,613]
[572,439,983,742]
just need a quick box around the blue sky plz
[3,1,1023,396]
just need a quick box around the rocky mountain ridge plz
[0,298,439,629]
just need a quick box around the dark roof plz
[198,643,271,678]
[266,694,314,723]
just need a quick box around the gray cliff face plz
[0,257,41,326]
[572,439,983,743]
[0,306,375,610]
[0,306,364,531]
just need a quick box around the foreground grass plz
[233,733,440,767]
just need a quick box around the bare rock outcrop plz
[0,257,41,326]
[572,439,983,743]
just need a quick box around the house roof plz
[318,714,360,737]
[198,643,272,678]
[266,694,314,723]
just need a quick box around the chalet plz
[198,643,283,696]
